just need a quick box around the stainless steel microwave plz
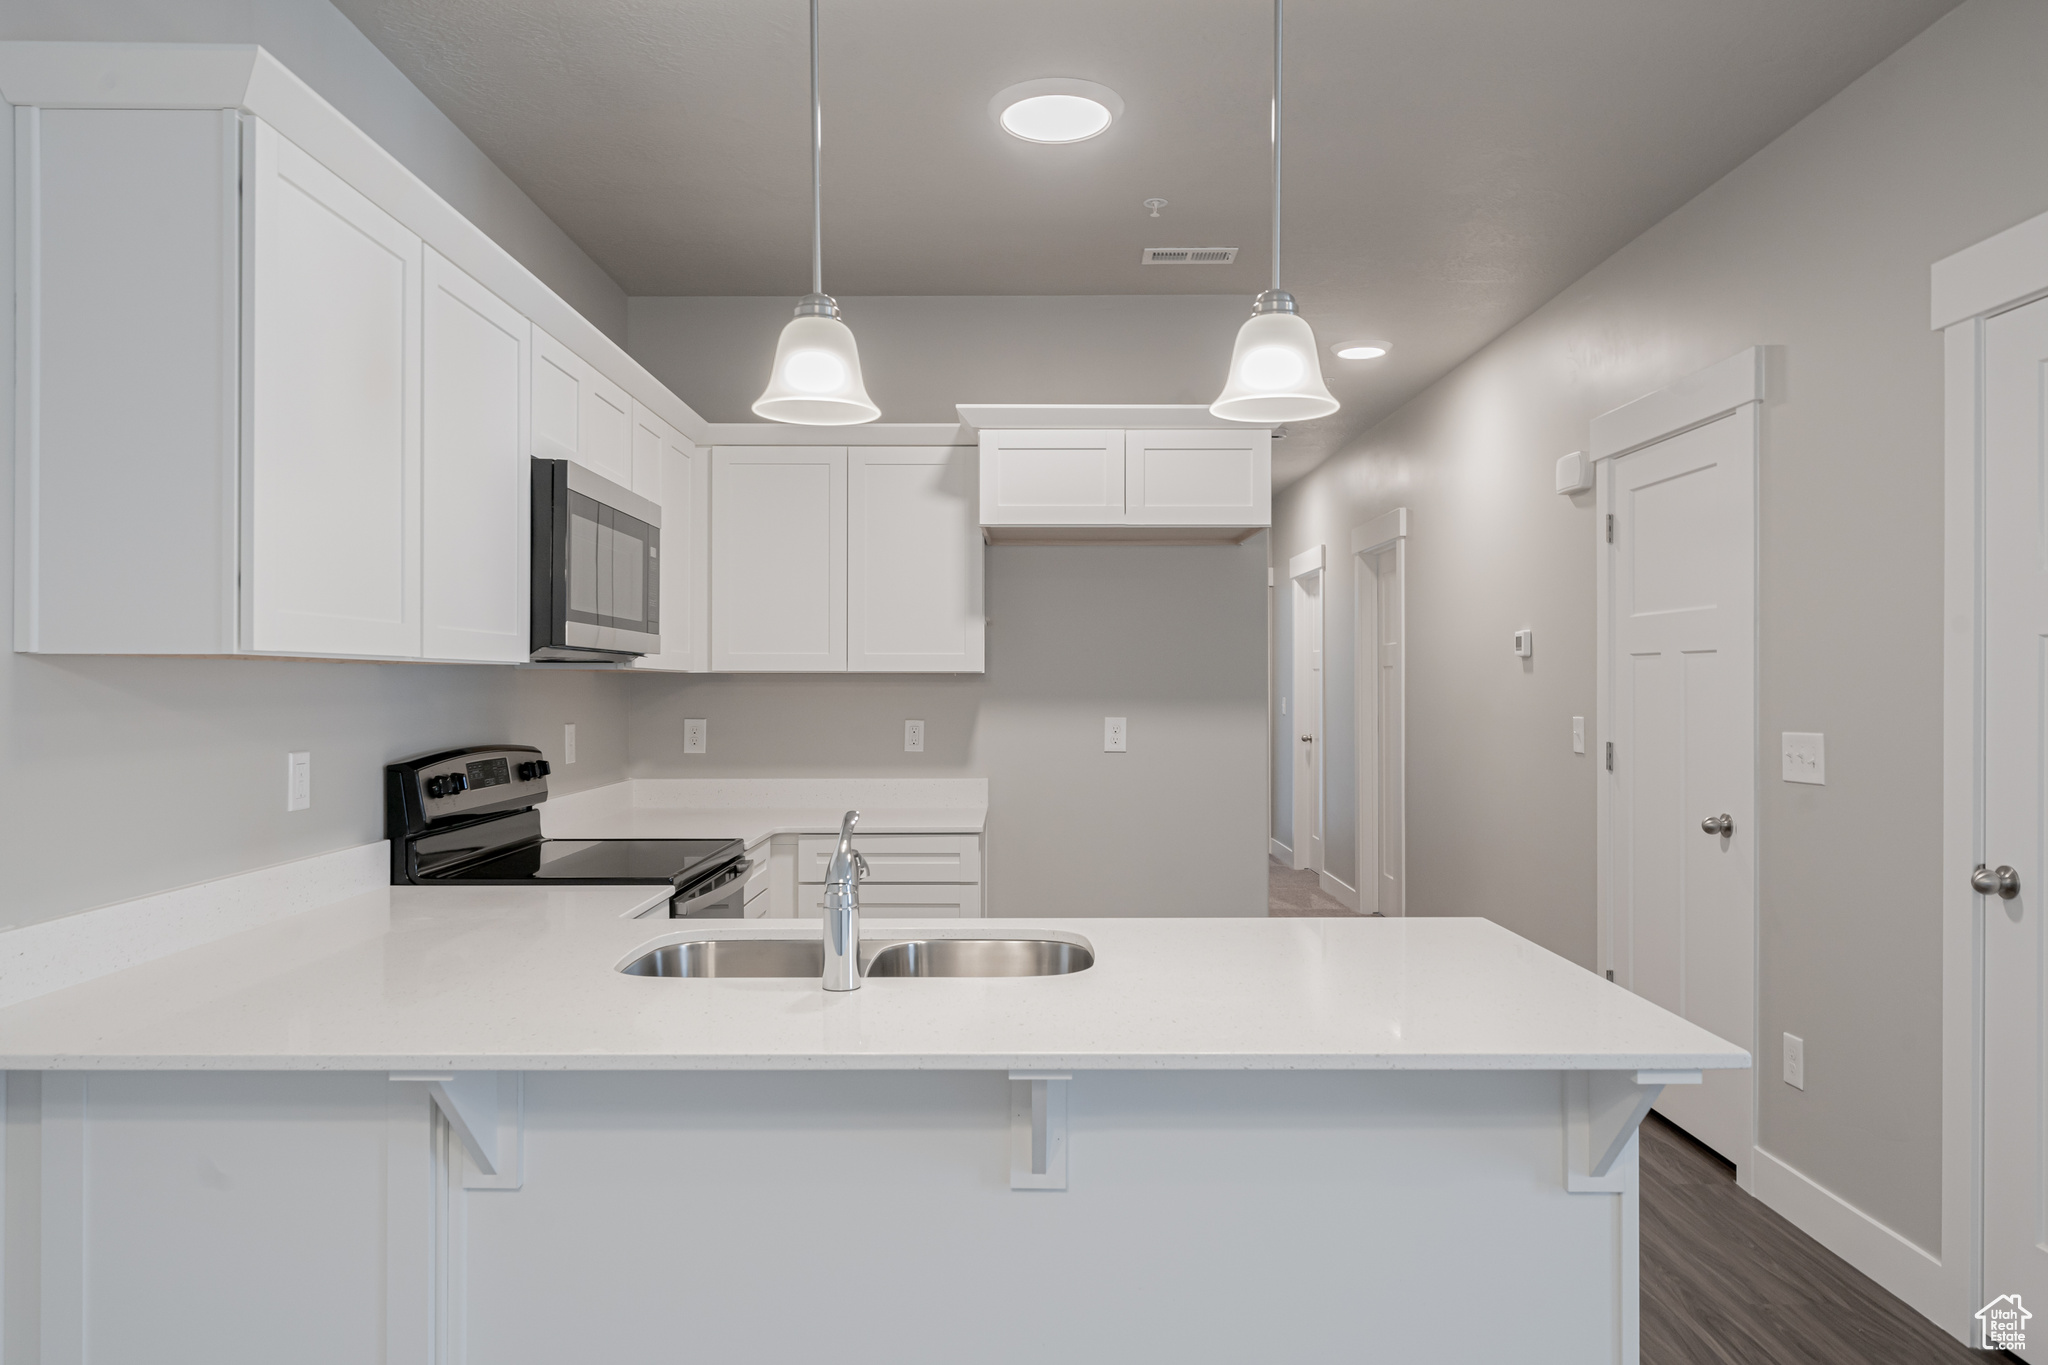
[530,459,660,661]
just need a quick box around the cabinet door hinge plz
[1604,741,1613,772]
[1605,514,1614,544]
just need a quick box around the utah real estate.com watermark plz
[1978,1294,2030,1352]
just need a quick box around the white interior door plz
[1983,292,2048,1355]
[710,446,847,672]
[1355,532,1405,917]
[1291,551,1324,873]
[847,447,985,673]
[420,247,528,663]
[244,121,422,658]
[1607,407,1757,1176]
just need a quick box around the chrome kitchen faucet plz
[822,810,868,990]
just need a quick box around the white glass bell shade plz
[752,314,880,425]
[1209,309,1340,424]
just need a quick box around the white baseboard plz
[1318,870,1360,911]
[1269,837,1293,861]
[1750,1145,1952,1334]
[0,842,388,1009]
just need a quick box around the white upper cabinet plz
[531,328,634,490]
[848,448,984,672]
[243,121,423,658]
[631,407,709,673]
[979,429,1125,525]
[1125,429,1271,527]
[420,247,530,663]
[711,447,848,672]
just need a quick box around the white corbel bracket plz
[390,1071,523,1190]
[1009,1071,1070,1191]
[1566,1069,1700,1193]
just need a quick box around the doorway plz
[1289,546,1325,874]
[1596,348,1761,1187]
[1352,511,1407,916]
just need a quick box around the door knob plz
[1700,814,1734,837]
[1300,734,1314,743]
[1972,864,2021,900]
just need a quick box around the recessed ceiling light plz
[989,78,1124,144]
[1332,340,1391,360]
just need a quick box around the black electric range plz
[385,745,749,917]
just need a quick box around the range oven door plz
[532,459,661,660]
[671,859,753,919]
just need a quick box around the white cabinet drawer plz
[796,833,981,884]
[797,884,981,919]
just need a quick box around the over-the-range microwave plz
[530,458,661,662]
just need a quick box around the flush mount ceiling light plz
[1333,340,1391,360]
[1210,0,1339,425]
[753,0,879,425]
[990,78,1124,144]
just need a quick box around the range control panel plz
[389,745,549,830]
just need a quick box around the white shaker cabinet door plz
[711,447,847,671]
[848,447,984,672]
[631,411,709,672]
[978,429,1125,525]
[243,121,423,658]
[1125,428,1271,527]
[530,329,632,490]
[420,247,530,663]
[580,369,634,489]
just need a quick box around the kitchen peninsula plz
[0,888,1744,1364]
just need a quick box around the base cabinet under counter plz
[750,831,986,918]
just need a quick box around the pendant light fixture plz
[753,0,879,425]
[1210,0,1339,425]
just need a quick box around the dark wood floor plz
[1640,1113,1987,1364]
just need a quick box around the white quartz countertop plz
[540,778,986,847]
[0,885,1748,1073]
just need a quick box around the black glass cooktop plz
[436,837,742,886]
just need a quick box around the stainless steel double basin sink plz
[620,936,1093,980]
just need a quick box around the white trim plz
[1269,837,1293,861]
[1752,1147,1948,1327]
[704,421,970,447]
[956,403,1266,432]
[1317,870,1360,912]
[1589,347,1764,462]
[1349,507,1408,556]
[0,841,388,1008]
[1287,544,1324,580]
[1931,206,2048,330]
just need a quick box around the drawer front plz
[796,833,981,885]
[798,884,981,919]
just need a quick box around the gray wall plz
[0,0,635,931]
[3,0,628,341]
[1271,0,2048,1254]
[625,540,1270,919]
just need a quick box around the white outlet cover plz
[683,719,707,754]
[904,720,925,753]
[564,723,577,765]
[1104,717,1127,753]
[286,751,311,812]
[1783,1032,1805,1090]
[1781,732,1824,784]
[1572,717,1586,755]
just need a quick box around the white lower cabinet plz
[794,832,985,919]
[710,447,849,671]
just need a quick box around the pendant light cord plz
[1271,0,1282,294]
[810,0,824,297]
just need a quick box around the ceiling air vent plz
[1142,247,1238,265]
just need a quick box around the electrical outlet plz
[1104,717,1127,753]
[564,723,577,765]
[683,719,707,754]
[904,719,925,753]
[1783,1033,1805,1090]
[1572,716,1586,754]
[1513,629,1534,658]
[286,751,311,811]
[1782,732,1824,784]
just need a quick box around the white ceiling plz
[332,0,1956,478]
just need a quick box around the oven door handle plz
[671,858,753,918]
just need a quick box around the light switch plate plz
[904,720,925,753]
[1513,629,1533,658]
[1782,732,1824,784]
[1783,1033,1805,1090]
[1572,717,1586,755]
[286,751,311,811]
[1104,717,1127,753]
[564,723,577,765]
[683,719,707,754]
